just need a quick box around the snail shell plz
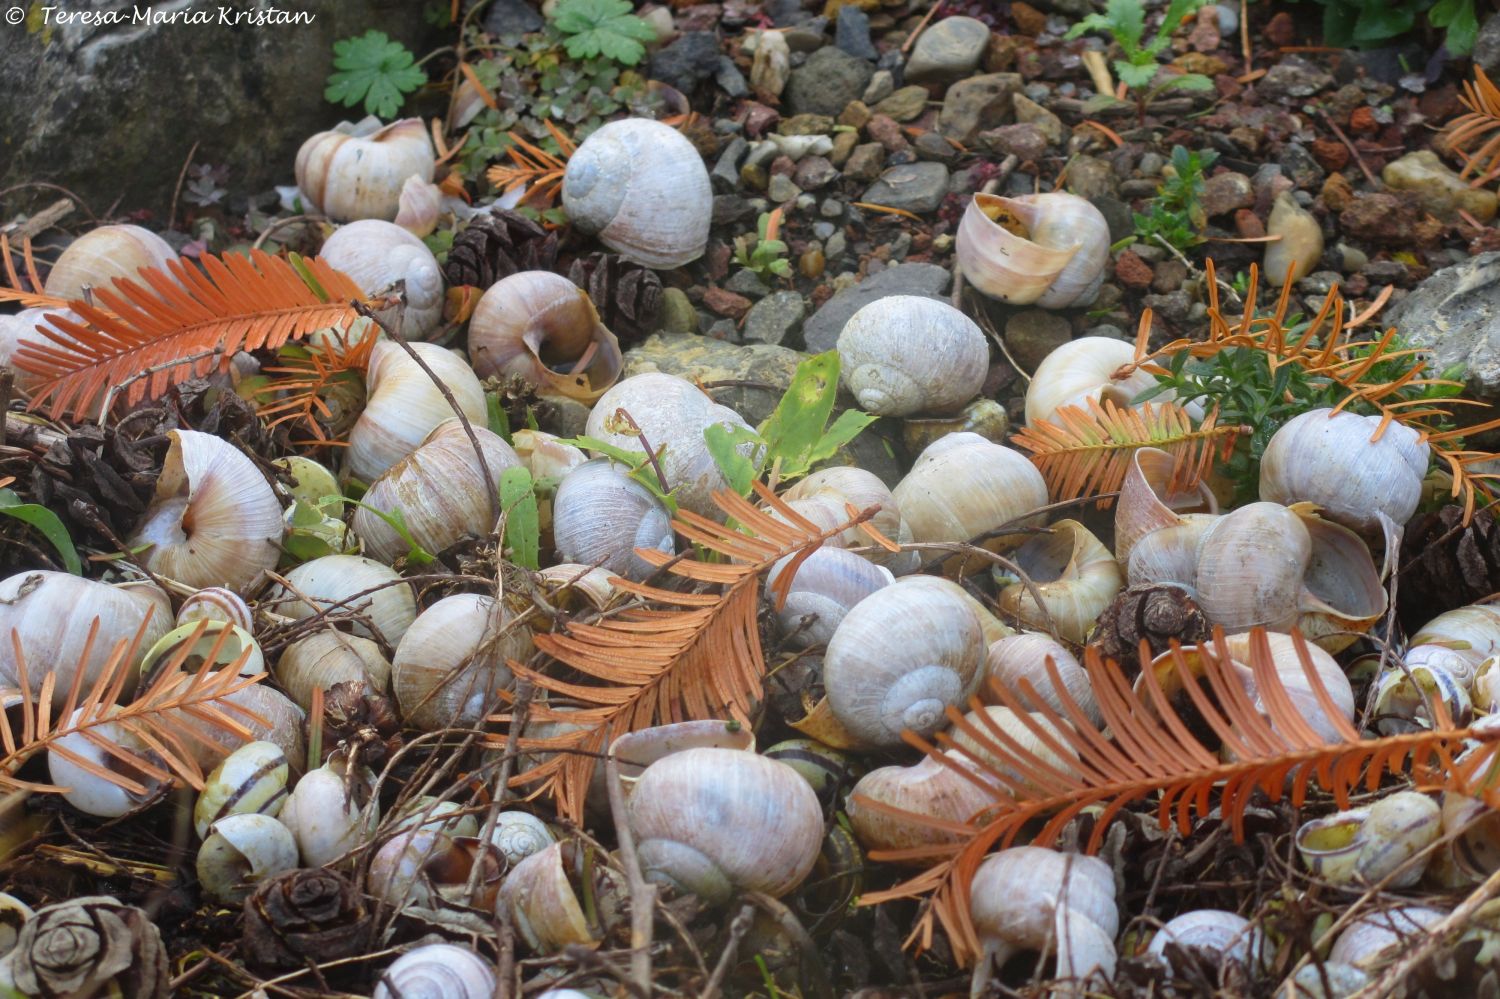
[1146,910,1266,970]
[196,813,298,904]
[985,632,1101,727]
[274,629,391,713]
[129,430,284,593]
[892,433,1049,547]
[1115,445,1219,566]
[1295,792,1440,889]
[295,117,436,223]
[346,339,488,484]
[468,271,624,402]
[265,554,417,646]
[278,753,377,868]
[947,705,1079,793]
[1413,603,1500,666]
[610,720,757,802]
[388,796,480,839]
[823,576,984,746]
[562,118,712,268]
[48,710,169,816]
[44,224,177,300]
[367,829,504,911]
[490,811,556,867]
[835,296,988,417]
[1440,790,1500,883]
[140,621,264,680]
[318,220,443,338]
[1327,905,1447,969]
[395,175,444,238]
[176,587,253,633]
[170,682,307,770]
[846,752,994,854]
[497,840,619,953]
[763,738,862,807]
[193,740,290,840]
[956,192,1111,308]
[0,308,84,396]
[1025,336,1159,426]
[373,943,496,999]
[391,594,533,731]
[1372,662,1472,734]
[996,520,1122,644]
[1193,502,1309,633]
[551,459,675,582]
[766,546,894,647]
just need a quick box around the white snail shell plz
[1372,662,1472,734]
[892,433,1049,546]
[265,554,417,646]
[1412,603,1500,666]
[373,943,496,999]
[985,632,1101,727]
[295,117,436,223]
[497,840,616,952]
[346,339,488,484]
[846,752,995,854]
[996,520,1122,644]
[176,587,253,633]
[628,747,823,904]
[490,811,556,867]
[956,192,1111,308]
[1025,336,1159,425]
[782,466,906,552]
[0,308,84,396]
[1146,910,1266,970]
[562,118,712,269]
[609,720,757,802]
[823,576,984,746]
[1295,792,1441,889]
[368,829,503,911]
[274,629,391,713]
[394,175,444,238]
[170,682,307,770]
[193,740,290,840]
[1439,790,1500,883]
[468,271,624,402]
[388,796,480,839]
[767,546,894,648]
[551,459,675,582]
[1194,502,1308,632]
[44,224,177,300]
[353,419,521,563]
[278,754,377,868]
[1114,445,1219,566]
[391,594,533,731]
[0,894,34,959]
[835,296,988,417]
[48,709,168,817]
[129,430,283,593]
[196,813,299,903]
[513,429,587,483]
[1328,905,1447,969]
[318,220,443,338]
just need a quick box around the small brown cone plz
[567,252,665,343]
[1090,582,1210,675]
[443,209,559,289]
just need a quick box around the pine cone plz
[1090,583,1210,675]
[567,252,664,342]
[1399,505,1500,632]
[443,209,558,288]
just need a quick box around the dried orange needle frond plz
[1448,65,1500,187]
[484,120,578,209]
[251,326,378,445]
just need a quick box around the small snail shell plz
[1115,445,1219,566]
[194,740,290,840]
[1440,791,1500,882]
[171,682,307,770]
[903,398,1010,456]
[141,621,264,680]
[318,220,443,338]
[128,430,283,593]
[584,373,756,519]
[0,571,170,709]
[1408,643,1480,689]
[352,419,521,563]
[562,118,712,268]
[295,117,436,223]
[628,748,823,904]
[767,546,894,647]
[368,829,504,911]
[44,224,177,300]
[468,271,624,402]
[176,588,253,632]
[266,554,418,646]
[835,296,988,417]
[823,577,984,746]
[763,738,861,807]
[346,339,487,484]
[48,710,168,816]
[513,429,587,483]
[536,563,619,613]
[985,632,1101,727]
[1296,514,1387,653]
[497,841,615,952]
[1327,905,1447,969]
[1412,603,1500,670]
[388,796,480,839]
[197,813,298,903]
[996,520,1122,644]
[1296,792,1440,889]
[391,594,533,731]
[490,811,556,867]
[278,754,377,868]
[1025,336,1158,426]
[394,175,443,238]
[274,455,342,507]
[846,752,994,854]
[373,943,496,999]
[552,459,675,581]
[0,894,33,959]
[274,629,391,713]
[1146,910,1265,970]
[1372,663,1472,734]
[892,433,1049,546]
[1260,409,1429,535]
[956,192,1110,308]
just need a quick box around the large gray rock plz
[803,262,952,352]
[0,2,437,215]
[784,47,875,117]
[861,162,950,213]
[1388,252,1500,403]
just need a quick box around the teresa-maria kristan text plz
[33,6,315,26]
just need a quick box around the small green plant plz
[1132,145,1219,254]
[734,210,793,285]
[499,466,540,570]
[0,484,80,574]
[325,30,428,119]
[1306,0,1477,57]
[1067,0,1214,105]
[551,0,657,66]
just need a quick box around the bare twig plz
[699,904,756,999]
[167,141,201,232]
[1316,107,1381,190]
[606,748,657,995]
[2,198,75,242]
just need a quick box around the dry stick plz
[1316,107,1382,190]
[606,749,657,996]
[167,140,201,233]
[950,160,1017,310]
[3,198,74,242]
[97,346,224,425]
[699,904,756,999]
[252,213,330,251]
[900,0,943,53]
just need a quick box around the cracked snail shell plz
[957,192,1110,308]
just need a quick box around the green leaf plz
[325,30,427,119]
[704,423,765,497]
[1351,3,1418,43]
[0,489,80,575]
[805,409,879,468]
[1104,0,1147,49]
[487,391,512,441]
[1430,0,1479,54]
[499,466,540,570]
[551,0,656,66]
[1158,72,1215,93]
[1116,58,1160,91]
[1149,0,1209,53]
[757,352,842,477]
[342,500,435,565]
[555,436,681,512]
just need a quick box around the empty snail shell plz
[1146,910,1266,970]
[388,796,480,839]
[823,577,984,746]
[767,546,894,647]
[551,459,675,582]
[536,563,619,614]
[956,192,1111,308]
[172,682,307,770]
[985,632,1101,727]
[353,419,521,563]
[468,271,624,402]
[904,398,1010,455]
[372,943,497,999]
[1295,792,1441,888]
[498,840,624,953]
[1025,336,1159,426]
[44,224,177,300]
[513,429,587,483]
[1327,905,1447,969]
[562,117,712,268]
[946,705,1080,792]
[48,709,169,817]
[1194,502,1308,632]
[394,175,443,238]
[368,829,504,911]
[197,813,299,904]
[609,720,757,803]
[846,751,994,854]
[176,587,253,633]
[318,220,443,338]
[141,621,264,681]
[892,433,1049,547]
[996,520,1122,644]
[1411,603,1500,677]
[346,339,488,484]
[628,748,823,904]
[0,308,85,396]
[295,117,436,223]
[391,593,533,731]
[274,629,391,713]
[194,740,290,840]
[128,430,283,593]
[0,894,33,959]
[278,752,377,868]
[267,554,417,647]
[1439,790,1500,882]
[1114,446,1219,566]
[1260,409,1429,536]
[1372,663,1472,734]
[490,811,556,867]
[835,296,988,417]
[763,738,861,807]
[781,466,917,574]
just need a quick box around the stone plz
[1382,150,1499,223]
[713,195,756,225]
[725,269,772,299]
[751,30,792,97]
[784,24,828,53]
[1152,259,1189,294]
[1114,251,1155,290]
[624,334,803,423]
[979,123,1048,161]
[1339,192,1422,246]
[704,286,754,319]
[1012,94,1064,146]
[914,132,958,163]
[873,86,930,122]
[717,57,749,99]
[803,262,952,352]
[1476,13,1500,76]
[768,174,803,203]
[1200,171,1255,217]
[1258,56,1334,102]
[743,290,808,345]
[905,15,992,84]
[484,0,544,34]
[844,143,887,181]
[785,47,875,117]
[938,73,1023,143]
[650,32,723,94]
[830,131,860,166]
[659,288,699,334]
[780,113,836,135]
[1279,143,1325,189]
[769,133,834,159]
[1264,194,1323,286]
[1064,156,1117,199]
[835,6,879,60]
[1093,197,1134,243]
[711,137,750,193]
[1005,311,1072,372]
[1387,253,1500,403]
[838,101,873,129]
[861,163,950,213]
[862,69,895,105]
[794,156,839,190]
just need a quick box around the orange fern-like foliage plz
[2,616,268,797]
[1447,65,1500,186]
[499,482,885,823]
[0,235,74,312]
[8,249,365,418]
[485,121,577,209]
[1011,398,1241,506]
[858,628,1500,968]
[248,326,378,445]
